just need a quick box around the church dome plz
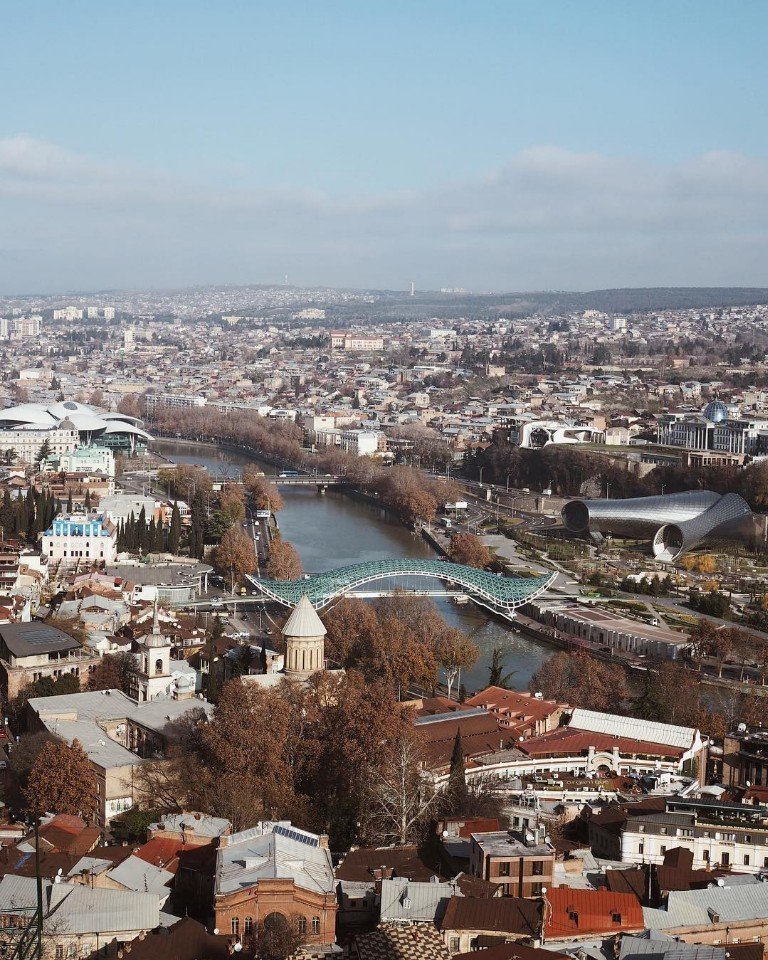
[703,399,729,423]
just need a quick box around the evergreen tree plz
[137,506,147,551]
[147,517,157,552]
[154,518,164,552]
[84,489,91,510]
[36,438,52,464]
[66,490,73,513]
[448,729,467,803]
[206,616,224,703]
[168,501,181,554]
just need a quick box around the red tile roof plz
[520,726,684,760]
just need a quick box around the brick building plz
[213,822,337,947]
[469,828,555,899]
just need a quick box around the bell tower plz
[132,599,173,701]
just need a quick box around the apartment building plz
[469,828,555,898]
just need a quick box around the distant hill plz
[324,286,768,321]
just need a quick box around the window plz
[722,852,730,867]
[245,918,252,936]
[231,918,239,936]
[660,827,667,835]
[312,917,320,936]
[703,850,710,862]
[638,825,645,833]
[638,843,645,855]
[612,913,622,924]
[660,845,666,855]
[531,882,543,896]
[532,860,544,876]
[745,855,751,866]
[498,862,510,877]
[450,939,460,953]
[297,918,307,936]
[55,949,63,960]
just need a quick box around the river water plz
[155,440,553,693]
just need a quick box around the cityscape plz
[3,3,768,960]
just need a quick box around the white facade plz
[0,425,79,464]
[314,427,381,456]
[620,822,768,874]
[43,445,115,477]
[11,316,42,337]
[42,514,117,564]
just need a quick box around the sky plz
[2,0,768,294]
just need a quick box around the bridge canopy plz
[248,558,554,611]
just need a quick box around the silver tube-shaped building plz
[561,489,759,561]
[652,493,757,562]
[561,490,722,538]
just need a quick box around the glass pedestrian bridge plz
[246,559,556,618]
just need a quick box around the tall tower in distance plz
[410,281,416,297]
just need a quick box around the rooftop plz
[0,621,80,659]
[216,821,334,898]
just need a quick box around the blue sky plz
[2,1,768,293]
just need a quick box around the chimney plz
[318,833,330,849]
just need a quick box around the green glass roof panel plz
[248,559,554,610]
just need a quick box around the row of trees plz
[0,487,60,543]
[469,433,768,512]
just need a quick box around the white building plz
[53,306,83,321]
[42,445,115,477]
[314,428,382,456]
[129,603,176,702]
[144,393,207,412]
[41,513,118,565]
[0,422,79,464]
[11,316,42,337]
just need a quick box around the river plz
[154,439,553,692]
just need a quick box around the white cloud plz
[1,136,767,291]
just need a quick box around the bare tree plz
[363,727,440,845]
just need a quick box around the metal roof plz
[380,877,459,923]
[569,709,697,750]
[216,821,334,898]
[249,560,555,611]
[0,622,80,658]
[643,884,768,930]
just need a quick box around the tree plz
[87,652,138,693]
[530,652,630,711]
[215,526,257,591]
[249,912,303,960]
[168,500,182,554]
[242,467,283,512]
[635,661,701,726]
[36,438,52,464]
[206,616,224,703]
[488,646,516,688]
[448,533,493,569]
[687,617,720,672]
[363,726,439,845]
[266,539,303,581]
[434,627,477,700]
[449,729,466,793]
[3,447,17,466]
[25,738,97,819]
